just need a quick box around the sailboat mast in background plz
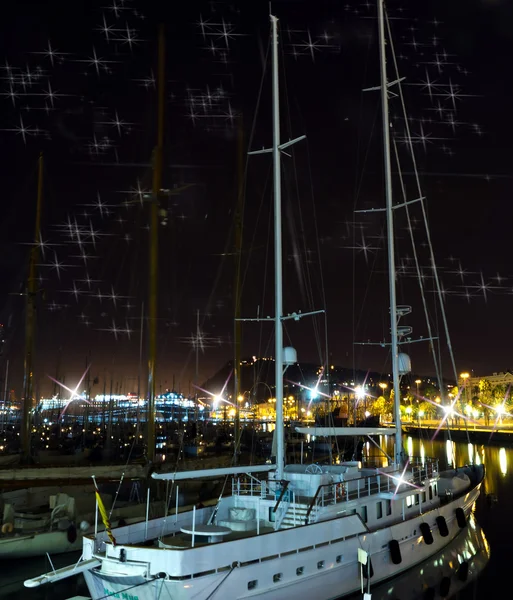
[147,26,166,462]
[233,115,244,463]
[21,152,43,461]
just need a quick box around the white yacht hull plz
[82,479,481,600]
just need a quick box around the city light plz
[355,386,365,400]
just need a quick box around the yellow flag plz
[95,488,117,546]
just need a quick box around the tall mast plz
[248,14,304,477]
[194,309,199,431]
[21,153,43,460]
[233,115,244,464]
[147,25,165,462]
[270,15,285,480]
[377,0,402,463]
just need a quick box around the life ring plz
[1,522,13,534]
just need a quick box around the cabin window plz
[415,494,419,506]
[376,501,383,519]
[386,499,392,516]
[248,580,257,590]
[296,567,304,576]
[429,486,433,500]
[359,506,368,523]
[422,491,426,503]
[336,555,343,563]
[406,495,414,508]
[273,573,282,583]
[434,484,437,496]
[317,560,325,570]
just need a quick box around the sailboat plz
[25,4,485,598]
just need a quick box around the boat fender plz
[457,561,469,582]
[79,521,90,532]
[362,558,374,579]
[118,518,127,527]
[388,539,402,564]
[439,576,451,597]
[419,522,434,545]
[336,483,346,499]
[436,516,449,538]
[455,507,467,529]
[67,524,77,544]
[1,522,13,534]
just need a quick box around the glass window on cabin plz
[360,506,368,523]
[429,485,433,500]
[317,560,325,569]
[406,495,414,508]
[386,499,392,516]
[273,574,282,583]
[422,491,426,503]
[376,501,383,519]
[415,494,419,506]
[248,580,257,590]
[296,567,304,576]
[336,555,343,563]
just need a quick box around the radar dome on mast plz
[283,347,297,366]
[398,353,411,375]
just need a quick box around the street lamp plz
[460,372,470,406]
[415,379,421,399]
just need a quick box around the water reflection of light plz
[420,442,425,467]
[499,447,507,475]
[468,443,474,464]
[446,440,455,467]
[407,436,413,458]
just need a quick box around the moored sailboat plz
[25,3,485,598]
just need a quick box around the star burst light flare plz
[47,364,92,419]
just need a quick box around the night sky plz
[1,0,512,399]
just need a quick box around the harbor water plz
[3,434,508,599]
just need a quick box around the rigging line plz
[351,49,382,383]
[386,11,466,432]
[239,31,274,365]
[256,190,273,362]
[353,21,374,205]
[205,564,237,599]
[109,435,137,518]
[176,34,272,374]
[238,31,271,288]
[279,39,325,363]
[305,141,330,361]
[240,162,272,301]
[392,138,445,401]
